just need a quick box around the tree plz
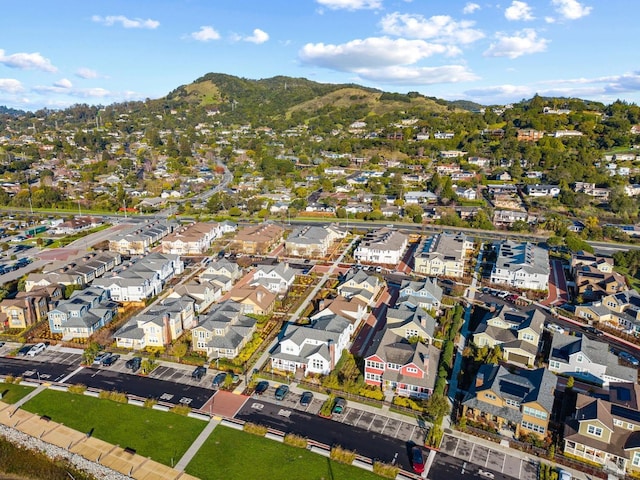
[423,393,450,421]
[566,376,575,390]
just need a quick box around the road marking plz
[501,452,506,472]
[409,425,417,442]
[453,437,460,457]
[393,421,402,438]
[59,366,84,384]
[469,443,475,462]
[518,459,523,478]
[485,450,490,467]
[380,416,390,434]
[356,410,364,424]
[365,415,375,430]
[278,409,291,417]
[160,393,174,401]
[180,397,192,404]
[251,402,264,410]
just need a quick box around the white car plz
[27,342,46,357]
[547,323,565,334]
[478,469,495,479]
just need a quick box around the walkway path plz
[232,235,360,394]
[174,417,221,471]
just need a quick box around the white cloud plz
[380,12,484,44]
[244,29,269,44]
[0,49,57,73]
[463,3,480,14]
[315,0,382,10]
[190,26,221,42]
[54,78,73,89]
[505,1,534,21]
[75,67,99,79]
[551,0,592,20]
[545,16,556,23]
[356,65,479,85]
[92,15,159,29]
[0,79,24,94]
[465,84,533,100]
[300,37,460,71]
[484,29,548,59]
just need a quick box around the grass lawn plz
[22,390,206,466]
[186,426,383,480]
[0,383,34,404]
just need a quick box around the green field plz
[186,425,383,480]
[0,383,34,404]
[22,390,206,466]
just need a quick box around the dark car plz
[583,326,604,336]
[274,384,289,401]
[102,354,120,366]
[212,372,228,387]
[125,357,142,372]
[254,380,269,395]
[192,366,207,381]
[411,446,425,474]
[17,344,33,356]
[299,391,314,407]
[332,397,346,414]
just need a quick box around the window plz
[485,393,496,400]
[634,452,640,467]
[406,367,418,374]
[523,406,548,420]
[549,360,560,369]
[521,420,545,434]
[522,333,534,342]
[365,372,381,382]
[587,425,603,437]
[505,399,520,408]
[311,359,324,369]
[577,354,583,363]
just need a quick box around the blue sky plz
[0,0,638,111]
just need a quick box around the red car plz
[411,446,425,474]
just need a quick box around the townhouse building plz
[354,228,408,265]
[413,232,474,278]
[490,241,550,291]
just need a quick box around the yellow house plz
[462,364,556,440]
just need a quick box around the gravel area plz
[0,424,132,480]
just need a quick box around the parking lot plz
[440,434,538,480]
[253,383,426,444]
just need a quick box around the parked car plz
[619,351,640,366]
[478,469,495,479]
[27,342,46,357]
[93,352,112,365]
[300,391,314,407]
[212,372,228,387]
[0,341,5,348]
[274,385,289,401]
[125,357,142,372]
[583,326,604,336]
[192,366,207,381]
[17,344,33,356]
[332,397,346,414]
[410,446,425,474]
[254,380,269,395]
[102,354,120,366]
[546,323,565,334]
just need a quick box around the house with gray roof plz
[191,300,257,359]
[114,296,195,350]
[386,304,437,345]
[548,335,636,387]
[564,383,640,477]
[337,270,382,306]
[47,286,118,341]
[108,220,174,255]
[413,232,474,278]
[167,279,221,313]
[472,305,544,367]
[354,228,408,265]
[364,328,441,399]
[462,364,557,439]
[285,224,347,257]
[270,315,353,376]
[490,240,550,291]
[398,278,443,312]
[250,262,296,294]
[200,258,242,292]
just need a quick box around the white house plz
[354,228,408,265]
[250,263,296,294]
[270,315,353,376]
[490,241,550,291]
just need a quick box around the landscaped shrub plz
[283,433,308,448]
[169,404,191,416]
[67,384,87,394]
[243,422,268,436]
[392,396,423,412]
[319,395,335,417]
[98,390,128,403]
[358,386,384,400]
[3,375,17,384]
[329,445,356,465]
[143,398,157,409]
[373,461,399,479]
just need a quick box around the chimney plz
[257,291,264,303]
[475,372,484,388]
[23,296,35,326]
[328,340,336,369]
[163,315,171,345]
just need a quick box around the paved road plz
[0,356,78,383]
[68,368,215,409]
[234,397,415,471]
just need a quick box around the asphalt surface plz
[69,368,215,409]
[235,397,415,471]
[429,453,511,480]
[0,356,78,383]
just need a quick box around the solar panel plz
[611,404,640,423]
